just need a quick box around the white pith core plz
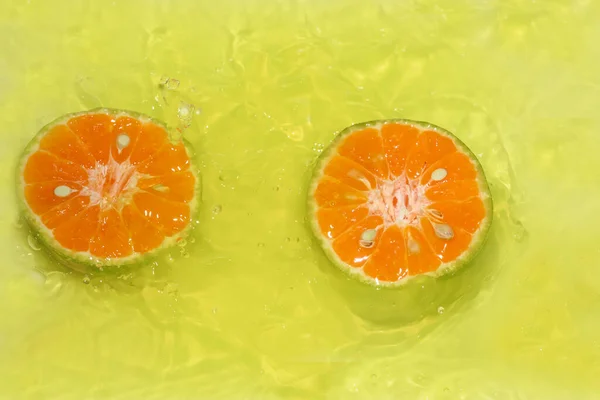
[81,157,140,211]
[367,176,426,227]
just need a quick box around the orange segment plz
[132,192,190,236]
[122,204,165,253]
[331,216,383,268]
[322,155,377,191]
[40,196,90,230]
[404,226,441,275]
[309,120,492,286]
[138,171,196,203]
[23,152,87,183]
[313,177,368,208]
[427,198,486,234]
[425,180,480,202]
[24,182,82,215]
[18,109,197,268]
[137,142,191,175]
[38,125,96,169]
[67,113,114,165]
[419,217,473,263]
[405,130,457,180]
[110,115,142,163]
[363,225,407,282]
[337,128,388,179]
[316,205,369,240]
[53,205,100,252]
[420,152,477,186]
[129,122,169,165]
[89,209,133,258]
[381,122,419,177]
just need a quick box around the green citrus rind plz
[16,108,201,272]
[307,118,493,288]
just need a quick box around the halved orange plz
[308,119,492,286]
[17,108,199,269]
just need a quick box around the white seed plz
[429,209,443,220]
[361,229,377,242]
[116,133,130,151]
[407,236,420,254]
[152,184,169,193]
[433,223,454,240]
[431,168,448,181]
[359,240,375,248]
[54,185,72,197]
[348,169,372,189]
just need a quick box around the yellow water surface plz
[1,0,599,398]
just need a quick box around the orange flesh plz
[313,122,487,283]
[21,111,196,261]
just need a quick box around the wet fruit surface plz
[19,109,197,264]
[310,120,492,284]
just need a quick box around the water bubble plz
[27,234,41,251]
[166,78,180,90]
[437,306,445,314]
[212,205,222,215]
[177,101,195,120]
[13,217,23,229]
[82,275,91,284]
[212,308,218,314]
[29,269,46,286]
[513,220,527,242]
[257,242,265,248]
[45,271,65,295]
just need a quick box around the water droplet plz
[29,269,46,286]
[82,276,91,284]
[437,306,445,314]
[177,101,195,120]
[27,234,41,251]
[257,242,265,248]
[165,78,180,90]
[212,205,222,215]
[212,308,218,314]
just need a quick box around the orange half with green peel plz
[308,119,493,287]
[17,108,199,269]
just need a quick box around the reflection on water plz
[1,0,600,398]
